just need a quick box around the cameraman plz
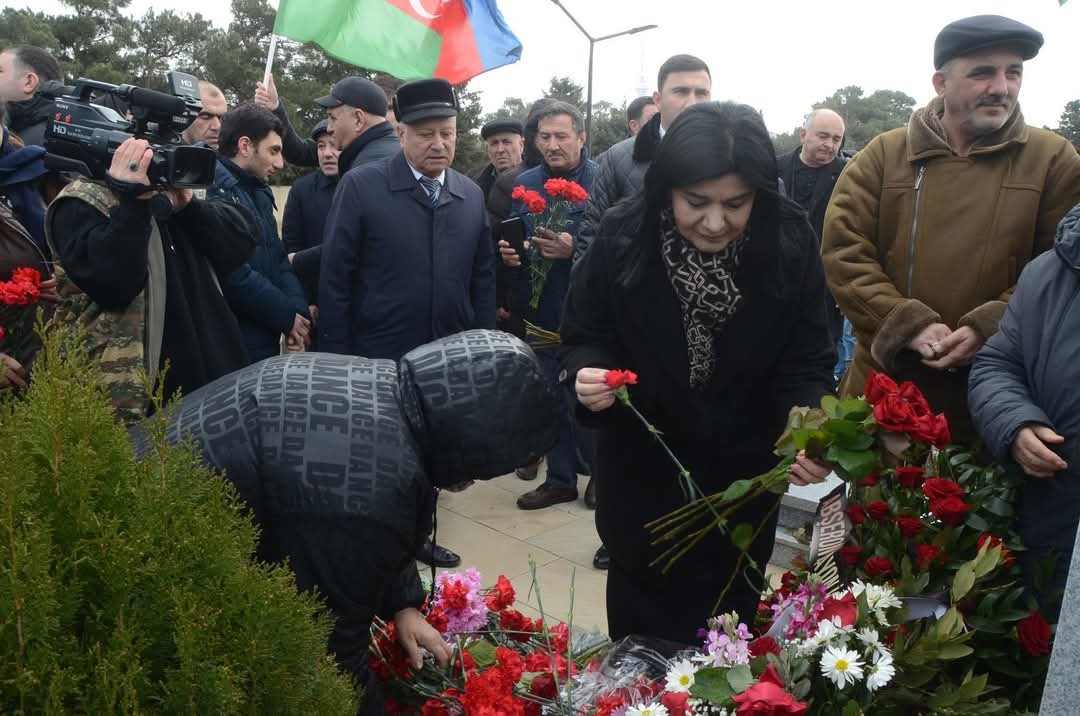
[45,137,253,423]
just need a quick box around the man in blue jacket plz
[318,78,495,567]
[499,101,598,511]
[969,202,1080,617]
[211,104,311,363]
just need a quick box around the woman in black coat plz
[560,102,836,644]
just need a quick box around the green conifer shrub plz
[0,327,359,713]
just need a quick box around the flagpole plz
[262,35,278,88]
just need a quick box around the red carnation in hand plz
[863,556,894,578]
[866,500,891,521]
[977,533,1016,568]
[839,545,861,565]
[895,516,926,537]
[922,477,965,501]
[1017,611,1051,656]
[929,496,972,525]
[604,369,638,389]
[731,663,808,716]
[425,607,449,633]
[846,504,866,525]
[511,185,527,200]
[865,371,900,404]
[915,544,943,571]
[894,466,925,489]
[749,636,782,657]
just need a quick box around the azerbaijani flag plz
[272,0,522,84]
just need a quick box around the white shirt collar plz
[408,163,446,186]
[658,124,667,140]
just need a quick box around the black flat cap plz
[314,76,389,116]
[481,118,524,140]
[310,119,329,140]
[934,15,1044,69]
[392,78,459,124]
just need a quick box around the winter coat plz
[149,330,558,692]
[969,203,1080,578]
[210,157,309,363]
[510,152,597,331]
[822,97,1080,442]
[576,112,662,262]
[319,152,496,360]
[282,169,338,304]
[559,201,835,642]
[272,102,400,171]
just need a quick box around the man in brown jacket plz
[822,14,1080,442]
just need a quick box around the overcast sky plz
[10,0,1080,133]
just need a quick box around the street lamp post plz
[548,0,657,153]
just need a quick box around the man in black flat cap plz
[282,119,340,336]
[822,14,1080,445]
[473,118,524,201]
[255,73,399,172]
[318,78,496,568]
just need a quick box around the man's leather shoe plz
[584,476,596,509]
[516,484,578,510]
[515,459,542,481]
[417,539,461,568]
[593,545,610,570]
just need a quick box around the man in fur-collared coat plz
[822,14,1080,442]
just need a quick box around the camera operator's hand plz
[162,188,193,211]
[108,137,154,191]
[255,73,280,111]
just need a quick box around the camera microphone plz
[124,87,187,117]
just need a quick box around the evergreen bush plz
[0,327,358,713]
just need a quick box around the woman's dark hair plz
[610,101,800,287]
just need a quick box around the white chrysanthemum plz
[665,659,697,693]
[866,650,896,691]
[627,704,669,716]
[820,645,865,688]
[863,583,903,612]
[810,616,851,650]
[856,628,881,648]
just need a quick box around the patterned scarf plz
[659,208,747,389]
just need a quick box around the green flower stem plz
[711,496,782,614]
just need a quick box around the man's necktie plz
[419,176,441,207]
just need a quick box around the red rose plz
[894,466,925,489]
[897,381,932,417]
[1017,611,1051,656]
[865,501,891,521]
[977,533,1016,568]
[874,393,919,432]
[846,504,866,525]
[912,412,951,448]
[839,545,861,565]
[915,544,943,571]
[860,472,880,487]
[863,556,894,578]
[865,371,900,404]
[731,663,808,716]
[661,691,691,716]
[604,369,638,389]
[929,496,972,526]
[820,592,858,627]
[749,636,782,657]
[922,477,965,501]
[894,516,926,538]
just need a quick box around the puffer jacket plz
[147,330,558,690]
[211,157,309,362]
[575,112,662,262]
[822,97,1080,441]
[969,203,1080,574]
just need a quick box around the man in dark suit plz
[318,78,496,568]
[777,108,847,345]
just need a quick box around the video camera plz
[44,71,217,188]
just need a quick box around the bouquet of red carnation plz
[0,266,44,376]
[511,178,588,310]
